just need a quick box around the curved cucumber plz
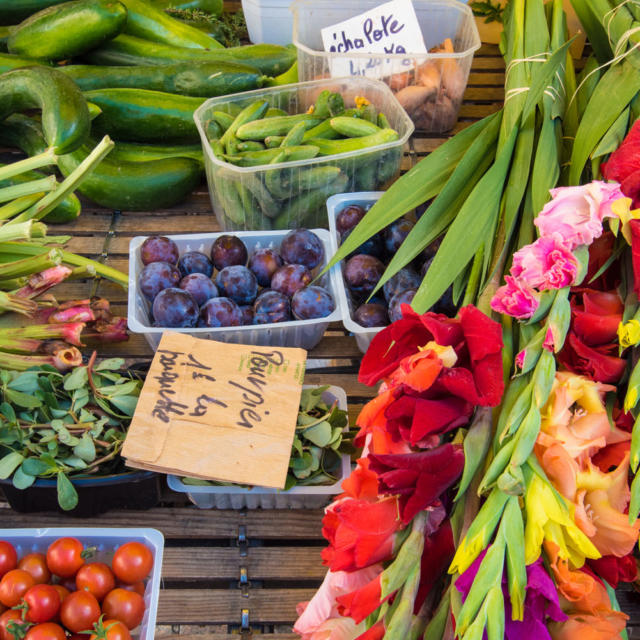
[8,0,127,61]
[117,0,222,49]
[85,88,204,143]
[150,0,222,15]
[57,147,201,210]
[0,66,90,153]
[107,140,203,165]
[84,34,297,76]
[0,52,47,73]
[0,1,68,26]
[60,60,264,96]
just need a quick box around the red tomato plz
[75,563,115,602]
[60,591,101,633]
[0,544,17,581]
[23,584,61,624]
[90,619,131,640]
[25,623,67,640]
[57,577,77,593]
[50,586,69,605]
[46,538,85,578]
[18,554,51,586]
[0,570,36,607]
[101,590,144,630]
[115,582,144,597]
[111,543,152,585]
[0,610,25,640]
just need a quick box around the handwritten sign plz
[122,332,307,489]
[320,0,427,79]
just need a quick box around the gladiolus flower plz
[491,275,540,320]
[587,553,637,588]
[601,118,640,208]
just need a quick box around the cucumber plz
[0,26,13,51]
[235,115,324,140]
[330,116,381,137]
[107,140,204,165]
[0,52,47,73]
[150,0,222,15]
[84,34,297,76]
[0,1,68,26]
[84,88,205,143]
[0,114,48,158]
[8,0,127,61]
[0,66,90,153]
[0,164,81,223]
[117,0,222,49]
[59,60,264,96]
[57,146,201,210]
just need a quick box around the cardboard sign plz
[122,332,307,489]
[320,0,427,78]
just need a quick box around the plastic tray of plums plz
[127,228,343,350]
[327,192,455,353]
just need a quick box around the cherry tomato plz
[111,544,152,585]
[0,544,17,581]
[18,554,51,586]
[0,610,25,640]
[90,619,131,640]
[60,590,100,633]
[23,584,61,624]
[46,538,85,578]
[101,590,144,630]
[75,563,115,602]
[0,570,36,607]
[25,623,66,640]
[50,586,69,605]
[57,577,77,593]
[115,582,144,597]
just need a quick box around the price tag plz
[320,0,427,79]
[122,332,307,489]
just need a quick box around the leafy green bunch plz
[0,357,141,510]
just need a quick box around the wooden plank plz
[158,589,316,624]
[114,213,219,234]
[163,634,297,640]
[163,547,324,580]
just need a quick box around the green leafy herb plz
[470,1,504,24]
[165,8,248,47]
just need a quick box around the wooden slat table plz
[2,41,640,639]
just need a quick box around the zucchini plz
[0,66,90,153]
[0,26,13,51]
[59,60,264,96]
[150,0,222,16]
[117,0,223,49]
[8,0,127,61]
[107,140,204,165]
[0,114,48,158]
[84,88,204,143]
[0,52,47,73]
[0,164,81,223]
[0,1,68,26]
[84,34,297,76]
[57,146,202,210]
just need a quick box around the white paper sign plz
[320,0,428,79]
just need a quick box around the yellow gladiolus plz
[618,319,640,350]
[610,196,640,245]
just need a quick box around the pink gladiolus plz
[491,276,540,320]
[15,265,73,299]
[511,234,578,290]
[48,306,96,324]
[534,182,623,249]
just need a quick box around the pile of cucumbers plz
[0,0,297,212]
[207,90,403,230]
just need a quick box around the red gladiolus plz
[415,521,455,609]
[336,574,384,624]
[585,233,619,291]
[630,219,640,298]
[368,444,465,524]
[601,118,640,208]
[588,553,638,588]
[354,620,385,640]
[341,459,379,501]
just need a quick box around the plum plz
[177,251,213,277]
[344,254,385,299]
[199,297,243,327]
[384,218,414,255]
[279,229,324,270]
[354,303,389,327]
[140,236,179,265]
[139,261,180,301]
[216,265,258,305]
[253,290,291,324]
[383,267,421,302]
[271,264,312,297]
[211,235,248,270]
[336,204,366,235]
[239,305,254,325]
[292,286,335,320]
[340,228,385,260]
[179,273,218,306]
[248,247,283,287]
[152,288,199,327]
[389,288,417,322]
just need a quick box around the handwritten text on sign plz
[320,0,427,78]
[122,332,307,488]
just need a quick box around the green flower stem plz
[0,194,42,221]
[0,322,84,345]
[0,291,37,316]
[0,148,58,182]
[0,336,45,354]
[0,176,56,204]
[384,564,421,640]
[0,249,61,279]
[0,221,37,243]
[0,347,82,371]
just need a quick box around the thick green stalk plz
[0,148,58,182]
[0,221,37,243]
[0,194,42,221]
[0,176,56,204]
[0,291,37,316]
[0,322,84,345]
[0,347,82,371]
[0,249,62,279]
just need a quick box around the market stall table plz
[2,41,640,640]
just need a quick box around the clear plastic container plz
[327,191,385,353]
[193,77,414,231]
[242,0,293,46]
[127,228,342,351]
[291,0,480,133]
[167,385,351,509]
[0,528,164,640]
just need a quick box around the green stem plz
[0,194,42,221]
[0,291,37,316]
[462,247,483,307]
[0,221,36,243]
[0,176,56,204]
[0,148,58,182]
[0,249,61,279]
[0,348,82,371]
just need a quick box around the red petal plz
[592,441,630,472]
[415,521,455,610]
[621,168,640,209]
[631,219,640,298]
[336,575,384,624]
[588,553,638,588]
[355,620,386,640]
[558,333,626,383]
[410,396,472,443]
[602,119,640,183]
[572,309,622,345]
[341,458,379,500]
[581,290,624,316]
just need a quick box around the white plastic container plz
[167,385,351,509]
[0,528,163,640]
[194,77,414,231]
[242,0,293,45]
[291,0,480,132]
[127,228,342,351]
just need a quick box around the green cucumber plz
[0,1,68,26]
[266,163,341,200]
[305,128,399,155]
[84,34,297,76]
[265,107,288,118]
[0,114,48,157]
[211,110,235,132]
[0,164,81,223]
[106,140,204,165]
[0,26,13,51]
[235,114,324,140]
[219,99,269,151]
[151,0,222,15]
[222,145,318,167]
[84,88,204,143]
[117,0,223,49]
[59,60,264,97]
[0,52,48,73]
[330,116,381,137]
[236,141,265,152]
[280,121,306,147]
[0,66,90,153]
[8,0,127,61]
[264,136,284,148]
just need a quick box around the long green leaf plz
[412,126,518,313]
[531,116,561,215]
[455,408,492,501]
[568,0,612,64]
[320,113,500,276]
[592,106,630,159]
[502,496,527,621]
